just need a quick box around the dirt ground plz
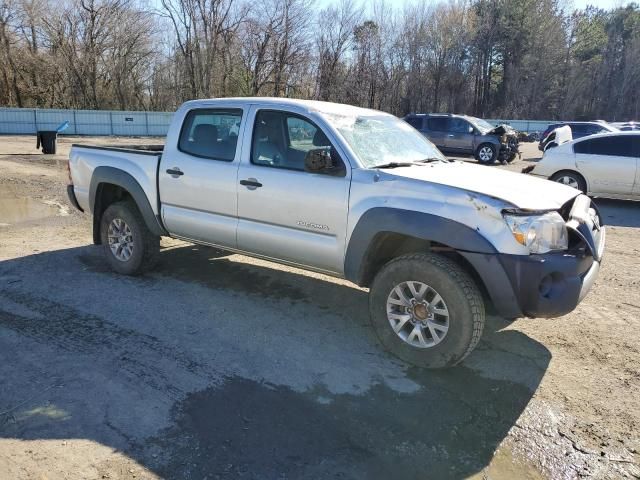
[0,135,639,480]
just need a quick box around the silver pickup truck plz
[67,98,605,368]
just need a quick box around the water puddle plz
[0,192,60,226]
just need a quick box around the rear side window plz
[405,117,424,130]
[574,135,636,157]
[179,109,242,161]
[427,117,448,132]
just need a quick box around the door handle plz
[166,168,184,177]
[447,134,455,137]
[240,179,262,188]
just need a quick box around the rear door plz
[235,106,351,274]
[445,117,474,153]
[424,117,448,148]
[574,135,638,195]
[159,107,244,248]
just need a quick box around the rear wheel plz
[100,200,159,275]
[475,143,496,164]
[550,171,587,193]
[369,252,485,369]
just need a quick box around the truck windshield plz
[322,113,446,168]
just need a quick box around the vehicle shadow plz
[0,244,551,479]
[594,198,640,228]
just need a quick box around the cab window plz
[179,109,242,161]
[251,110,341,172]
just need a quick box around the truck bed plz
[71,143,164,155]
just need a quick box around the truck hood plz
[385,161,579,210]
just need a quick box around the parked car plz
[68,98,605,369]
[539,125,573,152]
[403,113,520,164]
[524,131,640,200]
[538,121,618,151]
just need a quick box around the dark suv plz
[404,113,519,164]
[538,121,618,151]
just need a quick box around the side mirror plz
[468,126,475,134]
[304,148,344,175]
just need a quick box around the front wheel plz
[100,200,160,275]
[369,253,485,369]
[475,143,497,164]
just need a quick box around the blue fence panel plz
[37,110,75,134]
[0,107,556,136]
[147,112,174,136]
[111,111,148,136]
[74,110,113,135]
[0,108,37,134]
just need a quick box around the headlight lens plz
[503,211,568,253]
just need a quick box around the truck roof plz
[180,97,386,118]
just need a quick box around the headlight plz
[503,211,568,253]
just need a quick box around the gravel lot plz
[1,135,639,479]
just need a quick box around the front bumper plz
[461,195,605,319]
[498,139,520,162]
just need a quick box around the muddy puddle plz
[0,191,60,226]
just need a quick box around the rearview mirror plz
[304,148,344,175]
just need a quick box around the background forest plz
[0,0,638,120]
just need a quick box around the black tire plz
[507,152,517,163]
[100,200,160,275]
[475,143,497,164]
[550,170,587,194]
[369,252,485,369]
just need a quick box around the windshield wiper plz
[415,157,448,164]
[375,162,417,169]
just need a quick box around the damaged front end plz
[489,124,521,163]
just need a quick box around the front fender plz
[344,207,497,285]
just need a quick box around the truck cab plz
[68,98,605,369]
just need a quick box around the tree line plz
[0,0,638,121]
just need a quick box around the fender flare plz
[89,166,167,243]
[344,207,498,286]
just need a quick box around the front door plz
[574,135,638,196]
[159,107,244,248]
[445,117,475,153]
[236,107,350,274]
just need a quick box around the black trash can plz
[37,130,58,154]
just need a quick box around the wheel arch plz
[89,167,167,244]
[344,208,497,288]
[549,169,588,193]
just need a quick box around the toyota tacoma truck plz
[67,98,605,368]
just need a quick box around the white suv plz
[526,131,640,199]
